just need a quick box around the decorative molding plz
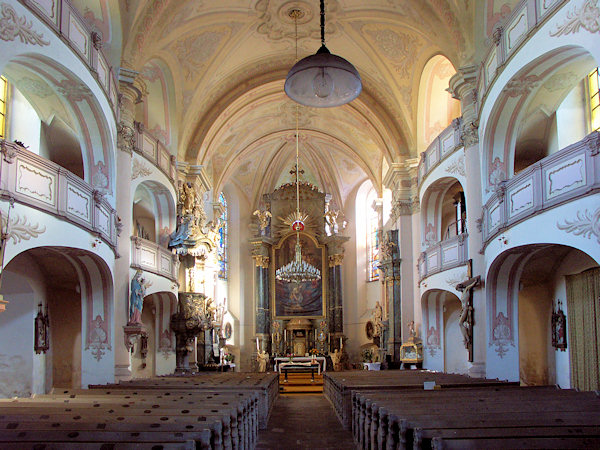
[503,74,541,97]
[55,79,91,102]
[550,0,600,37]
[0,3,50,46]
[557,208,600,244]
[490,311,513,358]
[132,158,152,180]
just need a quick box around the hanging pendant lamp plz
[285,0,362,108]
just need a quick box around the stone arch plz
[420,176,466,246]
[132,180,176,246]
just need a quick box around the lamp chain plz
[320,0,325,46]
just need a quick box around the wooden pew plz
[352,387,600,450]
[323,370,517,430]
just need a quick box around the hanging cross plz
[290,164,304,179]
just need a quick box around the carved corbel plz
[117,121,136,155]
[124,324,146,351]
[0,140,17,164]
[461,120,479,147]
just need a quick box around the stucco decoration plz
[18,77,53,98]
[254,0,339,42]
[550,0,600,37]
[0,3,50,46]
[159,329,173,359]
[543,71,579,92]
[1,210,46,243]
[132,158,152,180]
[172,29,228,81]
[490,311,513,358]
[86,314,110,361]
[364,26,422,79]
[557,208,600,244]
[445,154,466,177]
[488,156,506,190]
[503,74,541,97]
[92,161,109,192]
[56,79,92,103]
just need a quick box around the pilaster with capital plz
[448,65,486,377]
[113,68,147,381]
[250,238,274,343]
[378,229,402,363]
[323,235,349,339]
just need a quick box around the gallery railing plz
[0,140,117,248]
[418,233,469,281]
[133,122,177,185]
[418,118,463,185]
[481,132,600,251]
[477,0,566,108]
[21,0,119,116]
[130,235,178,282]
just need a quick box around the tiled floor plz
[256,394,357,450]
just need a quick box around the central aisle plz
[256,394,357,449]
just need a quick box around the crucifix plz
[456,268,481,362]
[290,164,304,180]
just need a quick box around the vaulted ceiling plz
[116,0,475,208]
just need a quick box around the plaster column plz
[450,66,487,378]
[114,68,146,381]
[250,239,271,353]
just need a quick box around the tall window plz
[217,192,228,280]
[589,68,600,132]
[0,76,7,139]
[368,202,380,282]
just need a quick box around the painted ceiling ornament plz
[557,208,600,244]
[18,77,52,98]
[365,27,421,78]
[0,3,50,46]
[550,0,600,37]
[173,29,227,81]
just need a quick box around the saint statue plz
[129,270,149,325]
[257,350,269,372]
[372,301,383,338]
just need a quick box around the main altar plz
[250,180,349,365]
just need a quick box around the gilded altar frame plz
[271,231,327,319]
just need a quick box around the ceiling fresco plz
[114,0,473,208]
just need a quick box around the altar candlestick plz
[340,337,342,348]
[256,337,259,352]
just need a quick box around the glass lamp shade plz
[285,45,362,107]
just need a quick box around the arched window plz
[589,68,599,132]
[367,194,380,282]
[217,192,228,280]
[0,76,7,139]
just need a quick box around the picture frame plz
[551,301,567,351]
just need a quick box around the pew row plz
[323,370,517,430]
[352,386,600,449]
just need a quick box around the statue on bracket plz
[129,269,151,325]
[253,209,272,236]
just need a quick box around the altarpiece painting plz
[273,233,325,317]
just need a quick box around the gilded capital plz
[253,255,270,268]
[328,253,344,267]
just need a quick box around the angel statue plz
[253,209,272,235]
[324,209,339,234]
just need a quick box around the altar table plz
[274,356,326,373]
